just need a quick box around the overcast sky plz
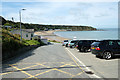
[1,1,118,28]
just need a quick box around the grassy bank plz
[2,29,42,61]
[48,40,61,43]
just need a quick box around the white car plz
[68,40,79,48]
[62,40,69,46]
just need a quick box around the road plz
[1,43,119,80]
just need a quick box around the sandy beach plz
[34,30,70,42]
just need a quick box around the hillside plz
[1,16,97,31]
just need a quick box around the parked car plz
[62,40,68,46]
[74,40,81,48]
[76,40,96,52]
[91,40,120,59]
[65,40,72,47]
[68,40,79,48]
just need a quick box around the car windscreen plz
[64,40,68,42]
[91,42,101,46]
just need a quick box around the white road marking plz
[65,48,101,78]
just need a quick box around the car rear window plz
[71,41,75,43]
[71,41,78,43]
[64,40,68,42]
[92,42,101,46]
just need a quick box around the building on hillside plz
[11,29,34,40]
[4,26,12,29]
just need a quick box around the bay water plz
[54,28,118,40]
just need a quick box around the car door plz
[107,41,118,54]
[116,40,120,54]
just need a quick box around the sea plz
[54,28,119,40]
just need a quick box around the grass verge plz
[48,40,61,43]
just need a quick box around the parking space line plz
[67,64,78,67]
[1,71,14,75]
[10,65,38,80]
[54,69,74,76]
[24,69,53,80]
[1,64,40,76]
[21,64,40,70]
[65,48,84,72]
[2,62,84,79]
[65,48,101,78]
[25,63,75,79]
[72,72,83,77]
[1,62,74,76]
[36,63,75,77]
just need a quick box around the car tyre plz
[84,47,88,52]
[80,46,84,52]
[80,46,88,52]
[65,44,68,47]
[103,51,112,60]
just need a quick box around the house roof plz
[22,29,34,33]
[4,26,12,27]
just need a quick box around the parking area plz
[2,43,90,79]
[1,43,119,79]
[64,46,119,78]
[2,62,86,79]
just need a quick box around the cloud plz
[1,0,119,2]
[2,2,118,28]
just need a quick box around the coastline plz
[34,30,71,42]
[34,29,107,42]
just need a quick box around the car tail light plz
[96,47,100,50]
[91,47,92,49]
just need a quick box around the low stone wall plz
[2,45,40,62]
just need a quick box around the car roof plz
[95,39,120,42]
[79,40,96,41]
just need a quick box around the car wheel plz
[81,46,88,52]
[65,44,68,47]
[80,46,84,52]
[84,47,88,52]
[103,51,112,60]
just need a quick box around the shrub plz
[2,29,41,61]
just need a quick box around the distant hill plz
[1,16,97,31]
[0,16,7,25]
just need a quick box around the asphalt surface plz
[1,43,119,80]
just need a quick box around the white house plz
[4,26,12,29]
[11,29,34,40]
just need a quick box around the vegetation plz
[1,16,97,31]
[0,16,6,25]
[24,40,40,46]
[2,29,42,60]
[48,40,61,43]
[2,29,41,52]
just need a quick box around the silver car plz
[62,40,69,46]
[68,40,79,48]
